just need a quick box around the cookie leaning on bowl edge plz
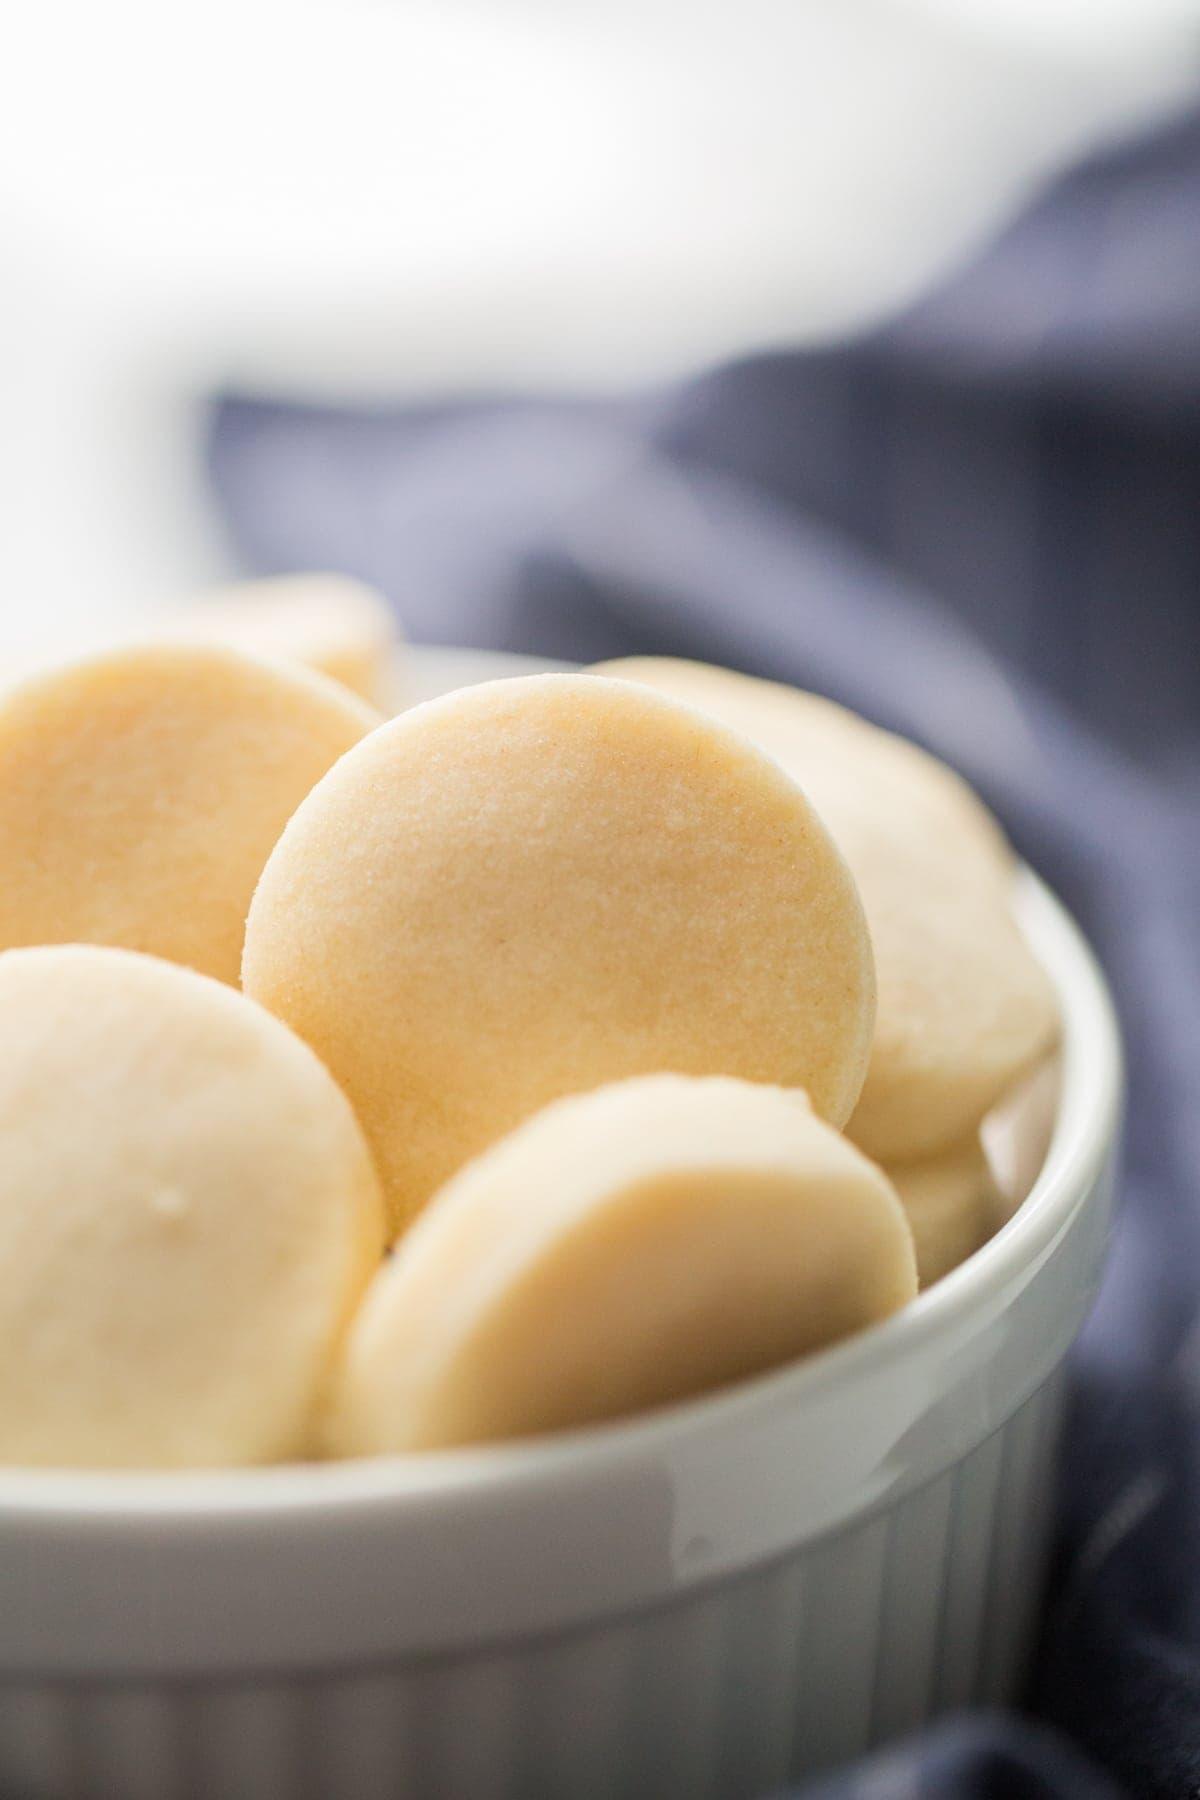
[327,1075,918,1455]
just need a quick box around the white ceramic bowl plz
[0,652,1122,1800]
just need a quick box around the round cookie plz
[172,573,399,707]
[597,657,1058,1162]
[243,674,876,1230]
[847,845,1056,1161]
[0,946,385,1469]
[328,1076,917,1455]
[887,1138,1000,1288]
[0,642,379,985]
[597,656,1012,875]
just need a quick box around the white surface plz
[0,650,1122,1795]
[2,0,1197,636]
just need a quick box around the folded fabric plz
[210,102,1200,1800]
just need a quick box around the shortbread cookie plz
[597,658,1057,1162]
[0,643,379,985]
[172,573,399,707]
[851,855,1056,1161]
[888,1139,1000,1287]
[597,657,1011,874]
[328,1076,917,1454]
[0,946,384,1469]
[244,674,876,1229]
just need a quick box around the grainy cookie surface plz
[243,674,875,1229]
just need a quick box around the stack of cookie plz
[0,584,1057,1467]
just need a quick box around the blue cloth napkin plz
[209,104,1200,1800]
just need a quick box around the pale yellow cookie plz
[0,946,384,1469]
[172,573,399,707]
[0,643,379,985]
[887,1138,1000,1288]
[597,657,1011,874]
[848,851,1056,1161]
[328,1076,917,1454]
[597,658,1058,1162]
[244,674,875,1230]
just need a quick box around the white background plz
[1,0,1196,641]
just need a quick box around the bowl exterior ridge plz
[0,1374,1070,1799]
